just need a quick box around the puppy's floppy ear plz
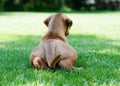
[65,18,73,29]
[64,18,72,36]
[44,15,52,26]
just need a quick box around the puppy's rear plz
[30,14,79,70]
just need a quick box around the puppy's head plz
[44,14,72,36]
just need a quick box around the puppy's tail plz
[49,55,61,68]
[44,41,61,68]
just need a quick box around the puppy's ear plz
[44,15,52,26]
[65,18,73,29]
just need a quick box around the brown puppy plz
[30,13,79,70]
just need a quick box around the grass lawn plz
[0,12,120,86]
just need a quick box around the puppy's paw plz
[33,57,41,68]
[32,57,49,70]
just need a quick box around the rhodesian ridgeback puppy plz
[30,13,80,70]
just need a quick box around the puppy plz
[30,13,79,70]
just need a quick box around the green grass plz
[0,12,120,86]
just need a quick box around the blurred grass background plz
[0,12,120,86]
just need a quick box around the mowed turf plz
[0,12,120,86]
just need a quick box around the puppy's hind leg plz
[58,57,82,70]
[58,57,75,70]
[30,56,48,69]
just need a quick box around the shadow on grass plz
[0,34,120,85]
